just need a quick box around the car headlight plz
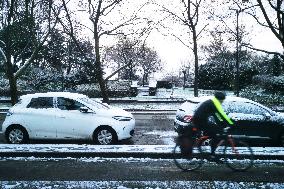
[112,116,133,121]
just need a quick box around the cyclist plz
[192,91,234,161]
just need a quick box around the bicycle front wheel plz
[224,140,254,171]
[173,144,204,171]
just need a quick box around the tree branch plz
[243,43,284,60]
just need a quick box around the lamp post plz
[232,3,251,96]
[182,70,186,89]
[235,9,240,97]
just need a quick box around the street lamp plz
[231,8,244,97]
[231,4,251,97]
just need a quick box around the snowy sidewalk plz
[0,144,284,160]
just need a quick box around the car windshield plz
[79,97,110,110]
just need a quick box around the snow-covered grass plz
[1,180,284,189]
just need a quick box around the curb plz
[0,144,283,160]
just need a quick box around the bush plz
[252,75,284,93]
[76,80,133,98]
[240,85,284,108]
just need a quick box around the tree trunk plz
[94,31,109,104]
[193,30,199,97]
[6,55,18,105]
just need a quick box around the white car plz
[2,92,135,144]
[174,96,284,146]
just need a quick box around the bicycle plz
[173,127,254,172]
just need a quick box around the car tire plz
[6,125,29,144]
[93,126,118,145]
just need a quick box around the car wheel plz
[6,126,29,144]
[94,127,118,145]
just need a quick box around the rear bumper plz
[174,119,190,130]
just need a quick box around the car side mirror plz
[80,107,90,113]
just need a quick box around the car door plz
[54,97,94,139]
[25,97,57,139]
[226,101,274,141]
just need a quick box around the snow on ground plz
[0,143,284,156]
[1,180,284,189]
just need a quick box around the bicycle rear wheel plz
[223,140,254,171]
[173,144,204,171]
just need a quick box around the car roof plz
[20,92,87,100]
[186,95,255,104]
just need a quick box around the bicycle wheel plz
[173,143,204,171]
[223,140,254,171]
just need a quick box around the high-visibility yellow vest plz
[211,97,234,125]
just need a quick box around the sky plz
[71,0,283,79]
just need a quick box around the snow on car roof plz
[20,92,87,100]
[186,95,255,104]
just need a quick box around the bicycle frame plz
[195,133,238,155]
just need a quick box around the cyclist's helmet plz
[214,91,226,100]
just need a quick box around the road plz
[0,157,284,186]
[0,111,284,188]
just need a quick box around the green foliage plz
[252,74,284,93]
[271,55,283,76]
[199,50,259,90]
[0,17,37,62]
[240,85,284,108]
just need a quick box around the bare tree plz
[55,0,150,103]
[242,0,284,59]
[154,0,209,97]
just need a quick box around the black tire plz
[6,126,29,144]
[223,140,254,172]
[93,127,118,145]
[173,142,204,171]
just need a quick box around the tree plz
[57,0,150,104]
[241,0,284,59]
[0,0,60,104]
[104,36,162,84]
[154,0,210,97]
[200,29,259,90]
[137,44,162,86]
[104,36,140,80]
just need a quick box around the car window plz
[27,97,54,109]
[79,97,110,110]
[226,101,269,115]
[57,97,84,111]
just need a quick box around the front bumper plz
[116,119,135,140]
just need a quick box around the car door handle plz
[57,115,66,118]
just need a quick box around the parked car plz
[2,92,135,145]
[174,96,284,146]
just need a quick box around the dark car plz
[174,96,284,146]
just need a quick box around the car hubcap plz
[9,129,24,144]
[98,130,113,144]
